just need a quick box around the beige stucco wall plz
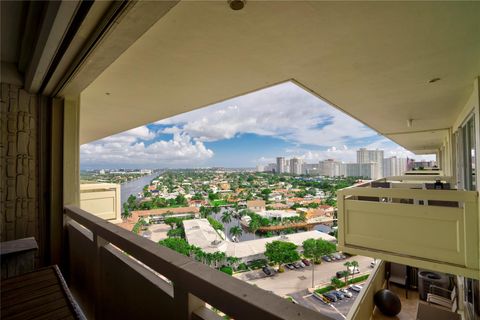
[0,83,38,242]
[80,183,122,223]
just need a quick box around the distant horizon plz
[81,82,435,169]
[80,154,436,171]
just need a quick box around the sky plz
[80,82,435,169]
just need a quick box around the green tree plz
[208,192,219,201]
[331,277,344,289]
[229,226,242,240]
[199,206,211,218]
[303,238,337,288]
[175,194,188,206]
[248,219,260,239]
[343,261,353,283]
[212,205,221,214]
[207,217,224,231]
[221,211,232,224]
[164,217,183,229]
[339,270,349,285]
[122,206,131,220]
[192,193,204,200]
[167,227,185,238]
[158,238,191,256]
[302,239,336,264]
[264,241,300,271]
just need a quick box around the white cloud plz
[156,82,376,146]
[81,126,213,167]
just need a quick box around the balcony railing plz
[347,260,386,320]
[63,205,330,320]
[337,180,479,279]
[79,183,122,223]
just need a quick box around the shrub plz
[315,285,335,294]
[236,263,248,271]
[220,266,233,275]
[348,274,369,284]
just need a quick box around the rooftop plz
[183,219,336,259]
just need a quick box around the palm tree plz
[249,219,260,240]
[344,261,353,283]
[351,260,359,277]
[212,205,221,214]
[221,211,232,224]
[229,226,243,241]
[199,206,211,218]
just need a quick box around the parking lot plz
[234,255,372,296]
[301,286,363,320]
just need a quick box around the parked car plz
[298,261,306,268]
[322,255,332,262]
[293,263,301,269]
[340,288,353,298]
[332,253,343,260]
[323,292,338,302]
[348,266,360,274]
[301,259,311,266]
[336,271,346,278]
[339,253,347,259]
[332,291,345,300]
[349,284,362,292]
[370,260,376,268]
[262,266,272,276]
[285,264,295,270]
[313,292,330,304]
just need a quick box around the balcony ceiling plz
[80,1,480,153]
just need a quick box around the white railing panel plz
[337,187,479,279]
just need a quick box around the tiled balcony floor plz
[372,284,419,320]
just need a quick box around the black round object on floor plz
[374,289,402,316]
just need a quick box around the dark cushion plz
[374,289,402,316]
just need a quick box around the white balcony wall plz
[337,187,479,279]
[80,183,121,223]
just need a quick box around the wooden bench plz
[1,265,86,320]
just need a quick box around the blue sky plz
[80,82,433,169]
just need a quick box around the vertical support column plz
[337,191,345,249]
[115,184,121,223]
[63,96,80,206]
[50,98,64,265]
[173,285,204,320]
[464,198,479,272]
[62,96,80,279]
[94,234,108,320]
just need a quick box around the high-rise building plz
[264,163,276,172]
[284,159,291,173]
[383,157,408,177]
[318,159,343,177]
[290,158,302,175]
[256,164,265,172]
[302,163,318,175]
[345,163,378,179]
[357,148,384,178]
[276,157,285,174]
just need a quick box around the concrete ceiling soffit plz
[56,1,179,98]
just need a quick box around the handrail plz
[64,205,329,320]
[337,186,477,202]
[347,260,386,320]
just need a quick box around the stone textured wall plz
[0,83,38,242]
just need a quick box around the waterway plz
[120,172,161,205]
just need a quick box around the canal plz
[120,172,162,205]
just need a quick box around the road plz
[234,255,373,296]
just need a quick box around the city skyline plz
[80,82,435,169]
